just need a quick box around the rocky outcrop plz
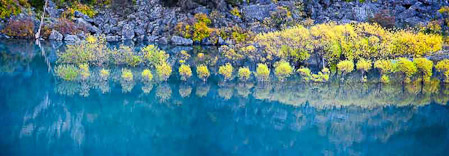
[49,30,63,41]
[0,0,447,43]
[171,36,193,45]
[64,34,80,42]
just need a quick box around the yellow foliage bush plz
[196,64,210,82]
[156,62,172,81]
[121,68,133,82]
[396,58,418,83]
[179,64,192,81]
[337,60,354,75]
[141,69,153,82]
[79,63,90,80]
[274,60,293,81]
[255,63,270,82]
[238,67,251,82]
[219,63,234,81]
[413,58,433,83]
[436,59,449,83]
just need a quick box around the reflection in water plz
[1,41,449,155]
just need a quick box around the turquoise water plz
[1,40,449,155]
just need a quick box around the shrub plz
[255,63,270,82]
[337,60,354,75]
[121,68,133,82]
[141,69,153,82]
[381,75,390,83]
[274,60,293,81]
[0,0,27,19]
[175,22,192,38]
[54,18,86,35]
[99,68,110,80]
[374,59,394,75]
[230,7,241,18]
[436,59,449,83]
[79,63,90,80]
[311,68,330,83]
[179,64,192,81]
[55,64,79,81]
[219,63,234,81]
[297,67,312,82]
[1,18,35,38]
[238,67,251,82]
[193,21,211,42]
[156,62,172,81]
[141,45,169,67]
[396,58,418,83]
[356,59,372,82]
[73,2,96,18]
[196,64,210,82]
[413,58,433,83]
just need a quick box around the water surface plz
[1,40,449,155]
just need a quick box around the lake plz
[1,40,449,155]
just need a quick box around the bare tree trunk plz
[35,0,49,41]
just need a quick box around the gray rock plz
[49,30,63,41]
[157,37,168,45]
[121,24,135,40]
[74,18,100,34]
[218,37,225,45]
[106,35,120,42]
[147,35,159,42]
[171,36,193,45]
[242,4,277,22]
[64,35,80,42]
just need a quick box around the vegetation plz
[413,58,433,83]
[356,59,372,82]
[196,64,210,82]
[219,63,234,81]
[156,62,172,81]
[121,68,133,82]
[395,58,418,83]
[79,63,90,80]
[55,64,79,81]
[179,64,192,81]
[99,68,110,80]
[141,69,153,82]
[374,59,394,83]
[1,18,35,38]
[238,67,251,82]
[337,60,354,77]
[274,61,293,81]
[436,59,449,83]
[255,63,270,82]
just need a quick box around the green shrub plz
[156,62,172,81]
[274,60,293,81]
[196,64,210,82]
[311,68,330,83]
[0,0,26,19]
[230,7,241,18]
[255,63,270,82]
[121,68,133,82]
[219,63,234,81]
[413,58,433,83]
[141,45,169,67]
[396,58,418,83]
[337,60,354,75]
[141,69,153,82]
[436,59,449,83]
[238,67,251,82]
[374,59,394,75]
[179,64,192,81]
[55,64,79,81]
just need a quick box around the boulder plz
[106,35,120,42]
[242,4,277,22]
[121,24,135,40]
[157,37,168,44]
[64,34,80,42]
[49,30,63,41]
[171,36,193,45]
[74,18,100,34]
